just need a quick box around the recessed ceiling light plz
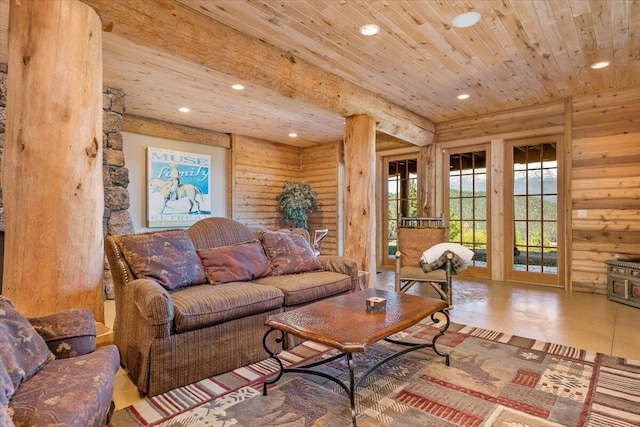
[289,133,298,138]
[452,12,481,28]
[178,107,190,113]
[457,93,470,100]
[231,84,245,90]
[359,24,380,36]
[590,61,610,69]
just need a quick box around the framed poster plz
[147,147,211,227]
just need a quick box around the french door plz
[506,136,563,286]
[445,146,490,277]
[383,156,418,266]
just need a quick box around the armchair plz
[394,217,453,308]
[1,297,120,427]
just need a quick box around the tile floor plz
[105,269,640,410]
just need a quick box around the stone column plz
[2,0,105,319]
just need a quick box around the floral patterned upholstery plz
[114,229,207,291]
[0,297,53,410]
[259,230,323,275]
[29,308,97,358]
[0,297,120,427]
[8,347,120,427]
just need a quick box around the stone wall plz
[102,87,134,299]
[0,63,134,299]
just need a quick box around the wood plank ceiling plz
[1,0,638,147]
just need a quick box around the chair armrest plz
[29,309,96,358]
[317,255,359,291]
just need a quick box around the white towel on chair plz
[421,243,475,264]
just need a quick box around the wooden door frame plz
[504,135,565,286]
[381,153,420,267]
[443,144,492,278]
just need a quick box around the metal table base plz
[262,311,450,427]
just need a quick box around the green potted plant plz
[275,182,318,230]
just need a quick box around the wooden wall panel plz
[301,142,340,255]
[437,102,566,143]
[572,86,640,139]
[571,133,640,291]
[231,135,301,228]
[231,135,341,256]
[434,86,640,295]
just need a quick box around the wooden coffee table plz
[262,288,450,427]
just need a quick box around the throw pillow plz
[197,241,272,284]
[259,230,323,275]
[0,296,54,405]
[115,230,207,291]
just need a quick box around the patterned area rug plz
[109,321,640,426]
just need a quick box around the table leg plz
[347,353,357,427]
[262,328,285,395]
[262,313,449,426]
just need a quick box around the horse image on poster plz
[146,147,212,227]
[148,178,204,214]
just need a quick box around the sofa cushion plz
[254,271,352,306]
[8,345,120,427]
[0,297,53,405]
[197,241,271,284]
[259,230,322,275]
[170,283,284,333]
[115,229,207,291]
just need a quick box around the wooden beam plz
[82,0,435,146]
[124,114,231,148]
[3,0,104,320]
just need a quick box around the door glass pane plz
[386,158,418,260]
[449,151,488,268]
[512,143,558,274]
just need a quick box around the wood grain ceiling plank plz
[486,0,566,103]
[470,1,551,104]
[609,0,629,87]
[627,0,640,86]
[588,0,618,90]
[100,32,339,146]
[84,0,434,145]
[508,0,583,96]
[403,0,524,116]
[571,0,615,91]
[568,0,608,92]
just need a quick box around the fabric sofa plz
[104,217,359,396]
[0,296,120,427]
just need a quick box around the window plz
[384,157,418,264]
[447,148,489,273]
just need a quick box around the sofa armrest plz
[131,278,175,336]
[317,255,359,291]
[28,309,96,358]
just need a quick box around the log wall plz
[434,86,640,294]
[570,87,640,293]
[231,135,301,229]
[301,142,341,255]
[231,134,341,255]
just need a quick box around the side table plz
[95,322,114,348]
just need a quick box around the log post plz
[343,115,377,287]
[2,0,104,320]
